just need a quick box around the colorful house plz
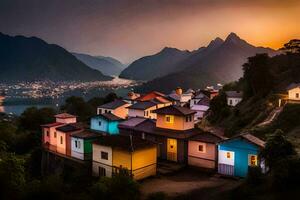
[218,133,265,177]
[136,91,172,105]
[188,133,224,170]
[55,124,83,156]
[190,92,207,107]
[70,130,100,160]
[287,83,300,102]
[123,92,141,104]
[120,105,206,163]
[127,101,158,119]
[97,99,130,119]
[41,113,77,151]
[92,135,157,180]
[168,87,193,106]
[225,91,243,106]
[90,113,123,134]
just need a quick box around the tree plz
[60,96,93,121]
[242,54,274,97]
[208,91,231,122]
[280,39,300,54]
[0,153,26,199]
[260,129,296,169]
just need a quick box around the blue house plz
[218,133,265,177]
[90,113,123,135]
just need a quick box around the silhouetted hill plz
[0,33,112,83]
[119,47,191,80]
[72,52,124,76]
[138,33,277,92]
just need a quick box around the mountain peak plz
[207,37,224,49]
[226,32,240,41]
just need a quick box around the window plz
[46,131,49,137]
[198,143,206,153]
[98,167,106,177]
[78,141,81,148]
[186,115,192,122]
[142,133,146,139]
[165,115,174,123]
[226,152,231,159]
[229,99,233,105]
[249,155,258,166]
[296,93,299,98]
[54,132,57,138]
[75,140,78,148]
[99,121,102,126]
[60,136,63,144]
[101,151,108,160]
[105,110,107,113]
[144,111,148,117]
[108,110,111,113]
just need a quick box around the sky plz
[1,0,300,63]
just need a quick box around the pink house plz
[41,113,77,152]
[188,133,225,170]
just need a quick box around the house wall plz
[288,87,300,101]
[156,114,194,130]
[191,105,209,120]
[90,116,108,132]
[218,139,260,177]
[97,108,113,115]
[128,109,144,118]
[112,149,132,170]
[56,131,67,155]
[56,117,76,124]
[71,137,84,160]
[188,141,216,169]
[132,147,157,180]
[43,127,50,144]
[227,97,242,106]
[92,144,113,177]
[107,121,120,134]
[113,104,130,119]
[49,127,58,150]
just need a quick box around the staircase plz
[257,106,284,127]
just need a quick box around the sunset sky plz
[1,0,300,63]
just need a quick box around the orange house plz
[97,100,130,119]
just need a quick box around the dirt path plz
[140,169,241,199]
[257,107,283,127]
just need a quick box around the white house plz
[287,83,300,101]
[190,96,210,121]
[190,92,207,107]
[225,91,243,106]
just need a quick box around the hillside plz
[0,33,112,83]
[73,53,124,76]
[207,50,300,144]
[119,47,191,80]
[138,33,277,93]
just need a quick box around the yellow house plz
[287,83,300,101]
[92,135,157,180]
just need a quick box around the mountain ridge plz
[0,32,112,83]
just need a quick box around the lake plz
[0,104,57,116]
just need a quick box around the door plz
[218,150,235,176]
[167,138,177,162]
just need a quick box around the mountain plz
[0,33,112,83]
[138,33,277,92]
[73,53,125,76]
[119,47,191,80]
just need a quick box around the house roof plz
[127,101,157,110]
[56,124,82,133]
[196,96,210,106]
[124,119,201,140]
[54,113,76,119]
[118,117,148,128]
[189,132,226,144]
[225,91,243,98]
[41,122,64,128]
[219,133,265,148]
[71,130,101,139]
[95,113,122,121]
[93,135,156,152]
[98,99,128,109]
[193,92,206,99]
[287,83,300,90]
[153,105,196,116]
